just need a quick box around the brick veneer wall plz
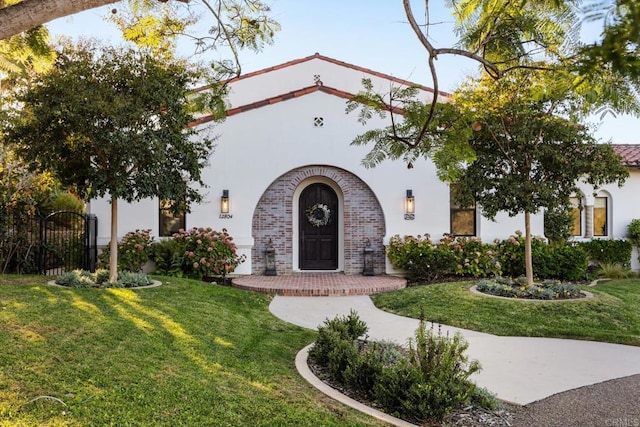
[252,165,386,275]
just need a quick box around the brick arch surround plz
[251,165,386,275]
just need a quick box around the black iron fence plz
[0,210,97,275]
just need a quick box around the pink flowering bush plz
[386,234,500,282]
[386,234,457,282]
[388,231,586,283]
[439,234,502,278]
[99,229,155,272]
[172,227,246,280]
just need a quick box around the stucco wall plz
[88,58,547,276]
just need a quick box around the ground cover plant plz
[476,277,584,300]
[0,275,385,426]
[55,269,152,288]
[373,280,640,346]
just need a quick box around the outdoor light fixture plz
[265,238,277,276]
[221,189,230,213]
[405,189,415,214]
[362,238,374,276]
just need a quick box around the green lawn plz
[0,275,384,426]
[372,280,640,346]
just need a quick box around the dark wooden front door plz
[299,183,338,270]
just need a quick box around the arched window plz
[594,195,609,237]
[569,196,583,236]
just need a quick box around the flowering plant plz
[306,203,331,227]
[98,229,155,272]
[173,227,246,279]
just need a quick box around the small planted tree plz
[3,41,216,282]
[452,72,629,286]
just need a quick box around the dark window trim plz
[450,207,477,237]
[159,200,186,237]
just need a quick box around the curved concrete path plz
[270,295,640,405]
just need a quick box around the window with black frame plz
[159,200,185,237]
[450,186,476,236]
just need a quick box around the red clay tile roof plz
[613,144,640,167]
[192,52,449,97]
[189,83,404,127]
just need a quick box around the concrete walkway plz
[270,295,640,405]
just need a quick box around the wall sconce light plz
[221,189,230,213]
[405,189,415,214]
[265,238,277,276]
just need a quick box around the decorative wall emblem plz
[306,203,331,227]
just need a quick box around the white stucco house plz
[87,53,640,275]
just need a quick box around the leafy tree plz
[0,0,188,40]
[0,145,58,213]
[346,78,476,179]
[0,0,279,80]
[579,0,640,78]
[350,1,638,285]
[452,72,628,286]
[2,42,215,282]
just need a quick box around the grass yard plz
[373,280,640,346]
[0,275,385,426]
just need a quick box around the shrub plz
[309,310,368,382]
[494,231,527,277]
[309,310,368,365]
[439,234,501,278]
[374,320,480,423]
[152,238,186,277]
[495,232,587,281]
[310,312,482,423]
[386,234,457,282]
[343,340,404,398]
[543,205,574,244]
[627,219,640,246]
[596,263,638,279]
[99,229,155,272]
[470,386,500,411]
[550,245,588,281]
[48,190,85,214]
[173,227,246,280]
[579,239,632,268]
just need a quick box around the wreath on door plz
[306,203,331,227]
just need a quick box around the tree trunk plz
[524,211,534,287]
[0,0,189,41]
[109,196,118,283]
[0,0,119,41]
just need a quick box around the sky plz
[46,0,638,144]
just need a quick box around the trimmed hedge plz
[387,232,588,282]
[578,239,633,268]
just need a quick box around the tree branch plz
[0,0,189,41]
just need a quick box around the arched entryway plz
[298,183,339,270]
[251,165,385,275]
